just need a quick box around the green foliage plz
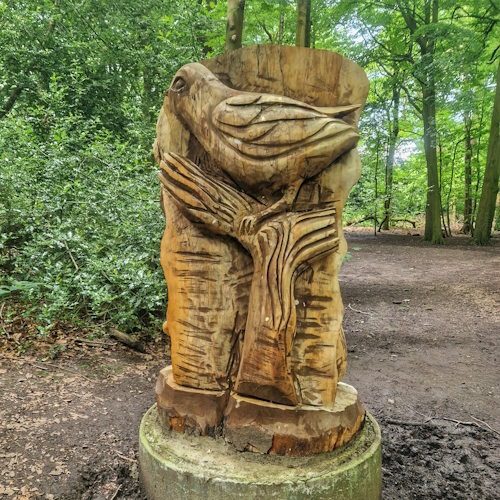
[0,281,41,298]
[0,106,167,331]
[1,0,500,335]
[342,252,352,265]
[0,0,207,332]
[321,0,500,231]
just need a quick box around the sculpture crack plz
[160,152,339,405]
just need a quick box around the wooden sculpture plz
[154,45,370,456]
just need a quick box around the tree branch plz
[0,86,23,119]
[400,83,422,116]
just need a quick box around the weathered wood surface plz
[155,106,253,391]
[169,62,360,202]
[155,45,369,419]
[158,151,342,405]
[224,382,365,456]
[201,45,369,125]
[156,366,229,436]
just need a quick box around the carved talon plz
[238,215,257,240]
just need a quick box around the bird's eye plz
[171,76,186,92]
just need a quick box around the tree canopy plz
[1,0,499,336]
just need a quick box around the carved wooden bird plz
[168,63,361,217]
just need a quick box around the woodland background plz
[1,0,499,338]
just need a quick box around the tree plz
[226,0,246,51]
[296,0,311,47]
[399,0,443,243]
[381,78,401,230]
[462,114,474,233]
[474,60,500,244]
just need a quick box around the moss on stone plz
[139,404,381,499]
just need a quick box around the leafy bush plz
[0,97,167,333]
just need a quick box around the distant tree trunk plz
[381,84,400,230]
[421,0,444,244]
[0,86,23,119]
[279,10,284,45]
[462,115,473,233]
[494,194,500,230]
[421,80,444,243]
[374,136,381,236]
[296,0,311,47]
[474,61,500,245]
[225,0,245,52]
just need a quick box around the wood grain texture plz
[156,45,369,413]
[201,45,369,125]
[290,149,362,408]
[158,152,340,405]
[224,382,365,456]
[168,63,360,200]
[156,99,253,391]
[156,366,229,437]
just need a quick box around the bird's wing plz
[221,93,360,119]
[158,152,259,238]
[212,94,360,156]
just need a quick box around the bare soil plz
[341,229,500,499]
[1,230,499,499]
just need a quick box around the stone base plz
[139,404,382,500]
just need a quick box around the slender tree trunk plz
[462,115,473,233]
[296,0,311,47]
[382,84,400,230]
[374,136,380,236]
[225,0,245,52]
[474,61,500,245]
[446,141,459,235]
[420,0,443,243]
[279,10,284,45]
[438,138,449,236]
[422,82,444,243]
[0,86,23,119]
[494,193,500,230]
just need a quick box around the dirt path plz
[341,230,500,499]
[0,347,167,499]
[1,231,499,499]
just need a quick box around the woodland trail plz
[1,231,499,499]
[341,229,500,499]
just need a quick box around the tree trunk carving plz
[154,45,370,454]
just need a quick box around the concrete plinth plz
[139,404,381,500]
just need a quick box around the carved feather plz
[212,95,359,157]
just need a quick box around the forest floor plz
[1,230,499,500]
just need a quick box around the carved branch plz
[159,152,339,405]
[158,152,260,240]
[234,208,339,405]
